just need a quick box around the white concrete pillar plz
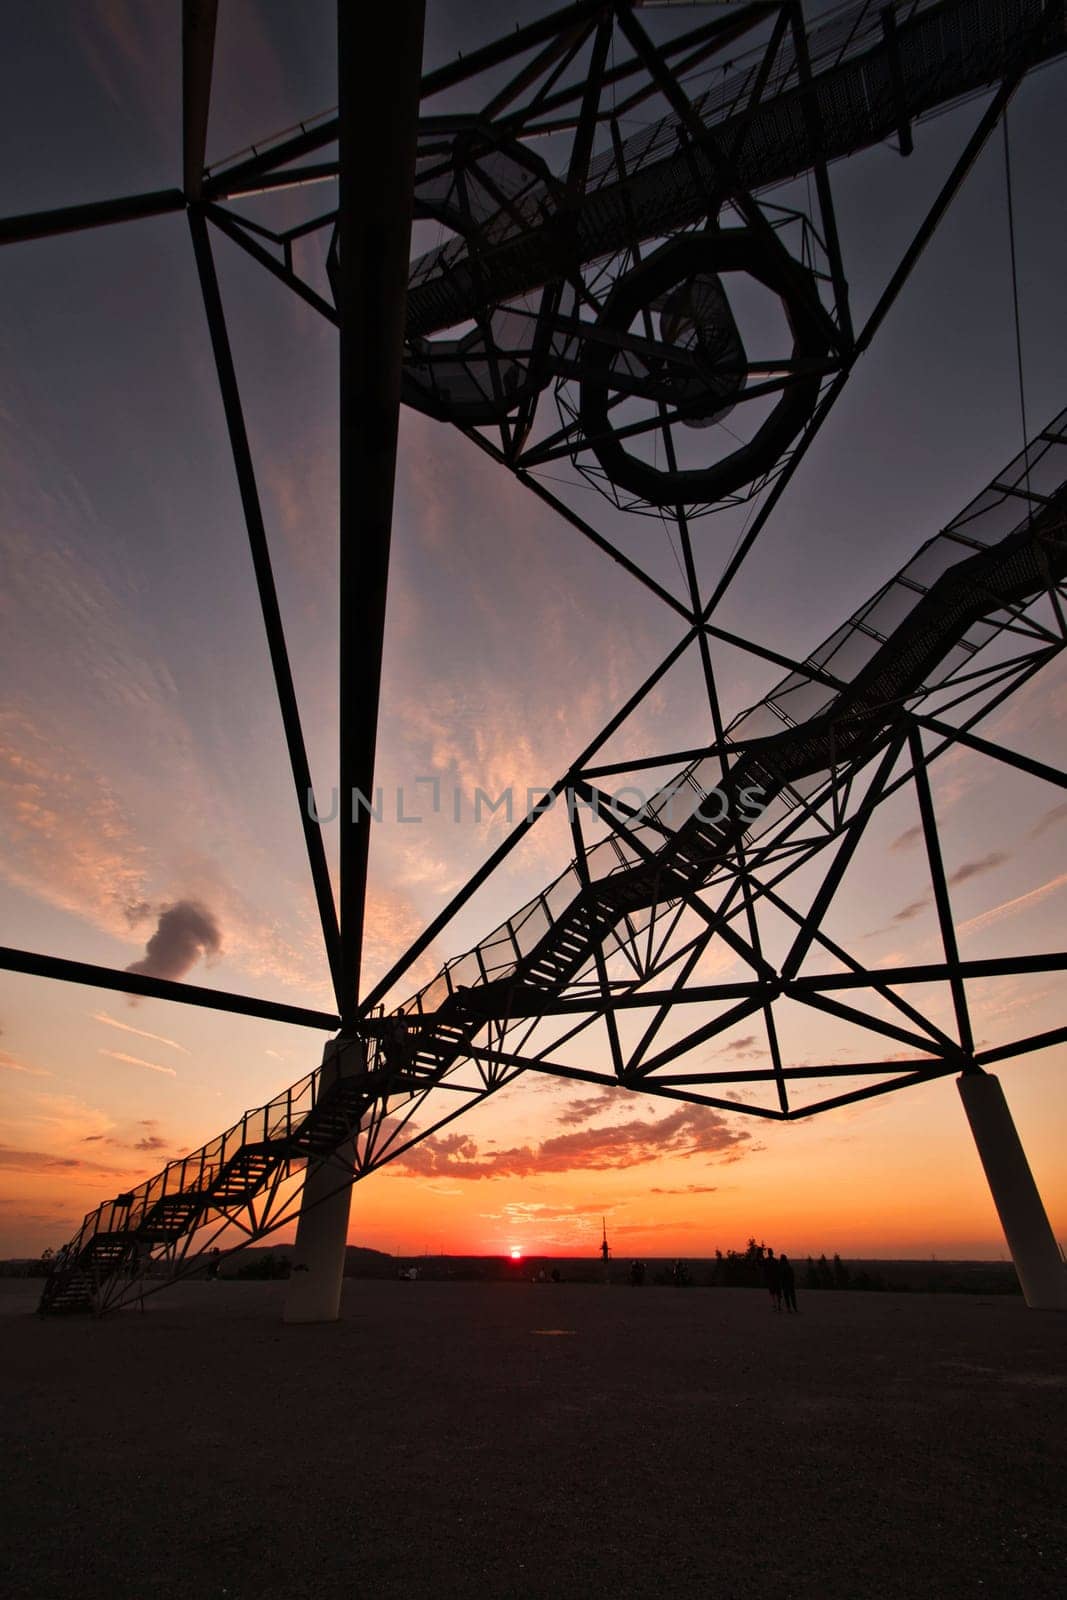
[283,1035,364,1325]
[957,1071,1066,1311]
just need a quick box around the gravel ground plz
[1,1279,1064,1600]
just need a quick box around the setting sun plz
[509,1247,523,1262]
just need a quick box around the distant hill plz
[216,1243,396,1280]
[3,1249,1022,1295]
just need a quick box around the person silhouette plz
[763,1247,782,1311]
[779,1252,798,1313]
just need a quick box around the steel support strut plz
[337,0,426,1019]
[277,0,427,1323]
[182,1,218,200]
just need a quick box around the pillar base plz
[283,1036,362,1325]
[958,1072,1066,1311]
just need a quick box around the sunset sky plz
[1,1,1065,1263]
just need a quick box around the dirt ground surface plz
[1,1279,1064,1600]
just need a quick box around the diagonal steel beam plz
[698,30,1045,622]
[616,2,846,356]
[575,779,776,982]
[908,725,974,1057]
[792,953,1067,991]
[977,1024,1067,1066]
[462,1044,787,1120]
[786,1063,959,1118]
[780,734,904,982]
[910,711,1067,790]
[0,189,185,247]
[457,423,692,620]
[739,864,961,1055]
[568,800,626,1079]
[788,0,852,343]
[787,985,957,1060]
[188,209,342,1005]
[0,945,339,1031]
[207,205,339,326]
[361,624,701,1015]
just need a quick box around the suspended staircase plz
[407,0,1067,339]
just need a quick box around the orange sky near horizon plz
[2,969,1064,1262]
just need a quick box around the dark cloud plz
[948,851,1009,886]
[893,894,932,924]
[394,1103,752,1180]
[555,1090,626,1127]
[80,1120,169,1155]
[126,900,221,980]
[861,888,934,939]
[891,825,923,852]
[649,1183,720,1195]
[717,1034,761,1059]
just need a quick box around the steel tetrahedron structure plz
[3,0,1064,1314]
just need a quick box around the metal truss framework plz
[5,0,1065,1312]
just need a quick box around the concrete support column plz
[958,1071,1066,1310]
[283,1036,363,1325]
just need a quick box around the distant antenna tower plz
[600,1218,610,1262]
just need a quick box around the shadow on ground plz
[1,1280,1063,1599]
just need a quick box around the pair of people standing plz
[763,1247,798,1312]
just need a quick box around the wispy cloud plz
[91,1011,189,1054]
[649,1183,720,1195]
[0,1144,126,1176]
[99,1049,177,1078]
[957,871,1067,937]
[1028,800,1067,840]
[613,1219,704,1236]
[68,0,173,140]
[0,1048,51,1078]
[486,1201,591,1222]
[0,710,151,941]
[360,882,444,999]
[10,1092,114,1148]
[973,982,1057,1022]
[0,711,336,1004]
